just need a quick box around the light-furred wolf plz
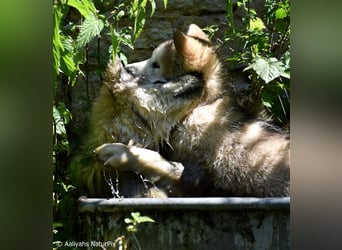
[76,24,290,198]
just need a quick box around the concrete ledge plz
[78,197,290,249]
[79,197,290,212]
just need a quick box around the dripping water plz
[103,168,160,198]
[103,169,123,199]
[138,174,150,196]
[138,174,162,197]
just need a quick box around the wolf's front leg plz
[94,143,184,185]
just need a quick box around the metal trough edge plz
[79,197,290,213]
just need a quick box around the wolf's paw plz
[94,143,137,170]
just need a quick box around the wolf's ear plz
[187,24,210,44]
[173,29,187,53]
[173,25,212,72]
[173,24,210,53]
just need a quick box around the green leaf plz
[244,56,288,84]
[110,25,119,61]
[53,104,72,136]
[53,6,63,76]
[282,51,290,70]
[263,100,272,108]
[60,51,77,81]
[119,52,128,66]
[81,0,97,15]
[75,15,104,49]
[149,0,156,16]
[131,212,141,221]
[53,107,66,135]
[130,212,155,224]
[163,0,168,9]
[126,225,137,232]
[133,7,146,41]
[124,218,133,224]
[53,106,61,121]
[275,8,287,19]
[53,41,61,77]
[61,35,74,53]
[53,222,63,229]
[280,71,290,79]
[61,183,75,192]
[119,34,134,49]
[67,0,96,19]
[249,9,257,16]
[136,216,155,223]
[55,34,78,83]
[249,17,265,31]
[277,82,285,90]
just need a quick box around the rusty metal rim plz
[78,197,290,213]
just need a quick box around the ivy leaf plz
[244,56,289,84]
[75,15,104,50]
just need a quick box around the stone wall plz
[123,0,265,63]
[78,197,290,250]
[81,210,290,250]
[122,0,228,63]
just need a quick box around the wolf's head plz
[103,24,223,148]
[125,24,223,102]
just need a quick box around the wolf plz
[79,24,290,198]
[76,58,204,198]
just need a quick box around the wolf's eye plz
[151,62,160,69]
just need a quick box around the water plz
[138,174,149,191]
[103,169,122,199]
[103,169,159,198]
[139,173,163,197]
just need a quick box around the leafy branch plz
[111,212,155,250]
[53,0,165,86]
[225,0,290,126]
